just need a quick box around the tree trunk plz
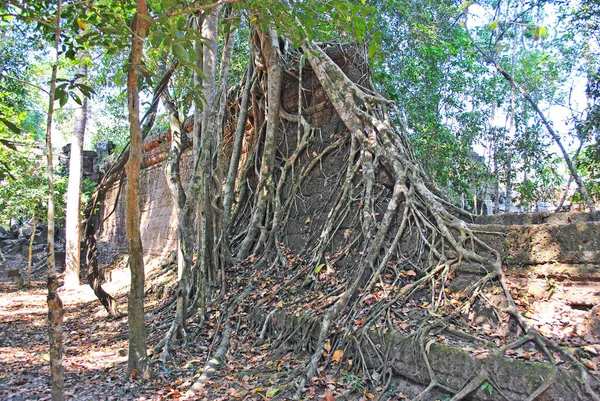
[27,215,36,287]
[64,61,88,289]
[46,1,64,399]
[223,61,253,231]
[154,93,194,361]
[193,14,204,169]
[125,0,150,379]
[197,9,218,301]
[236,29,283,260]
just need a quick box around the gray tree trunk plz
[64,62,88,289]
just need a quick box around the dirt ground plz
[0,261,384,401]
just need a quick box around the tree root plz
[185,284,252,397]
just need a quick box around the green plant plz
[344,373,365,392]
[480,381,493,395]
[546,277,556,294]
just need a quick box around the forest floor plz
[0,259,388,401]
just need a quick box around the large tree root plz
[185,284,252,397]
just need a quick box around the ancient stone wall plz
[96,44,368,265]
[96,151,194,264]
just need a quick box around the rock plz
[587,305,600,340]
[55,250,66,271]
[7,269,20,279]
[9,224,19,238]
[20,224,34,238]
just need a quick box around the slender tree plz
[125,0,150,379]
[45,0,65,398]
[64,61,88,289]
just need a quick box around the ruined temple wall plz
[96,151,194,265]
[96,44,367,264]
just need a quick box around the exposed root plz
[185,284,252,397]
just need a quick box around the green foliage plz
[574,143,600,203]
[371,0,492,198]
[480,381,493,395]
[343,373,365,392]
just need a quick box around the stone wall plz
[96,44,368,264]
[96,151,194,264]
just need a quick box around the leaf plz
[487,21,499,31]
[539,26,547,39]
[75,83,95,97]
[314,263,325,274]
[265,387,280,397]
[251,387,264,394]
[325,391,335,401]
[324,339,331,353]
[0,118,21,135]
[76,18,86,30]
[533,28,540,42]
[305,215,311,224]
[365,393,375,399]
[172,44,188,62]
[458,1,473,11]
[583,360,597,371]
[331,349,344,363]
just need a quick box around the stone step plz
[475,221,600,266]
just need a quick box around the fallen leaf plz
[266,387,280,397]
[325,391,335,401]
[331,349,344,363]
[583,360,597,371]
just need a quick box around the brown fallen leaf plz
[331,349,344,363]
[583,360,597,371]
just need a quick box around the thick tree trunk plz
[125,0,150,379]
[64,62,88,289]
[196,10,218,303]
[154,94,194,361]
[46,1,64,399]
[223,61,253,231]
[236,29,283,260]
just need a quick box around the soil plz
[0,261,388,400]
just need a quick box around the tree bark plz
[27,215,36,287]
[46,1,64,399]
[64,61,88,289]
[223,61,253,231]
[125,0,150,379]
[236,29,283,260]
[197,9,218,297]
